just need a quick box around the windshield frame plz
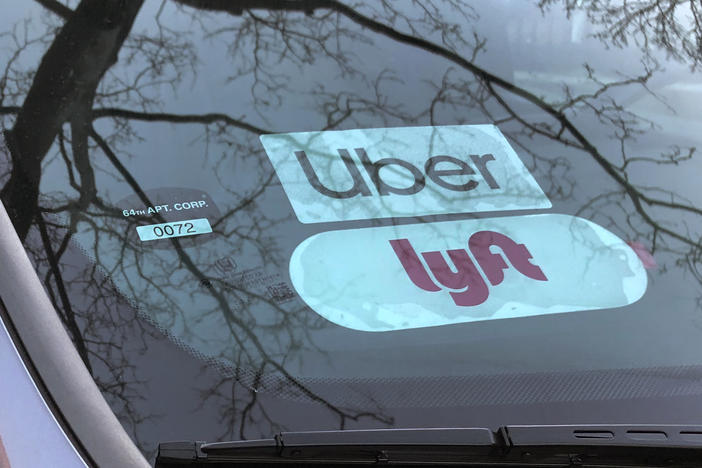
[0,201,149,468]
[3,0,702,462]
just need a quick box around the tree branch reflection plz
[1,0,701,458]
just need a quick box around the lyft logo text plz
[390,232,547,307]
[260,125,551,223]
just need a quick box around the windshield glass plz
[2,0,702,461]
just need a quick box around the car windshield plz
[2,0,702,461]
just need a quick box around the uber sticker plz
[260,125,551,223]
[289,214,648,332]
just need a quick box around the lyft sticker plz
[260,125,551,223]
[289,214,648,332]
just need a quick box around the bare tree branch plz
[2,0,144,240]
[0,106,20,115]
[36,213,93,372]
[34,0,74,20]
[92,107,269,134]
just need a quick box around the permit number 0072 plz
[136,218,213,242]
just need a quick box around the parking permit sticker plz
[136,218,212,241]
[116,187,220,249]
[289,214,648,332]
[260,125,551,223]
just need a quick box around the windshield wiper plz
[155,425,702,467]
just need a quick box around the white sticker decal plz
[260,125,551,223]
[289,214,648,331]
[136,218,212,241]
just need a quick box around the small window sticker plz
[260,125,551,223]
[115,187,220,249]
[289,214,648,332]
[136,218,212,241]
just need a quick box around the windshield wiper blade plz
[157,428,497,466]
[156,425,702,467]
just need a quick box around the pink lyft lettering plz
[389,231,547,306]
